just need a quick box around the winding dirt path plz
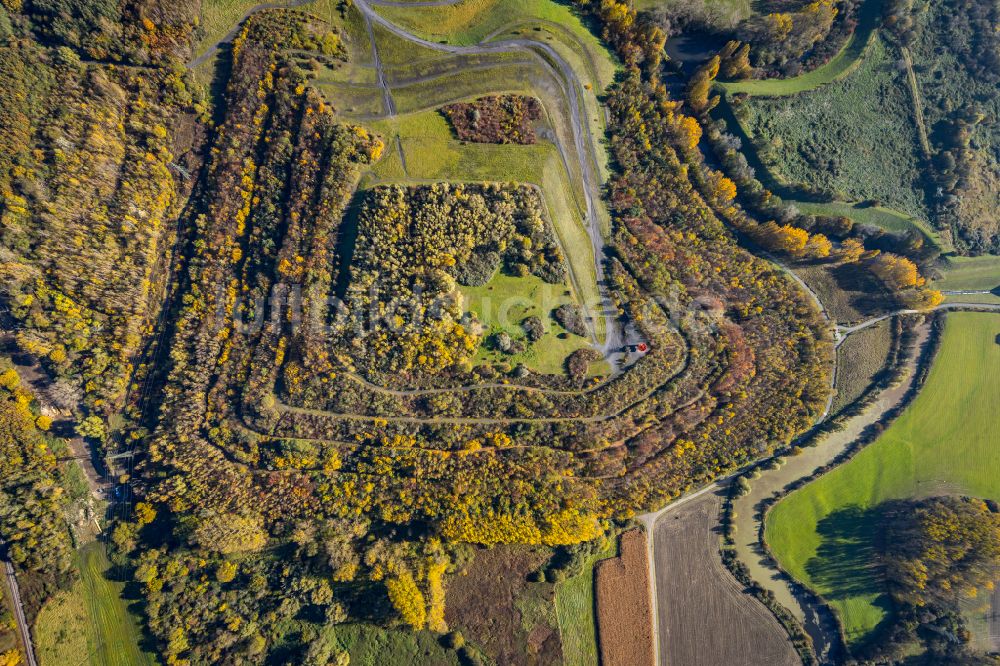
[837,301,1000,336]
[352,0,630,358]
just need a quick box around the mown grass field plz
[933,255,1000,292]
[554,542,617,666]
[461,274,599,376]
[78,543,157,666]
[35,543,157,666]
[737,36,926,218]
[767,312,1000,647]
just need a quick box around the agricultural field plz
[767,312,1000,649]
[596,530,655,666]
[652,492,799,666]
[736,36,927,218]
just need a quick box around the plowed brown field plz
[595,529,654,666]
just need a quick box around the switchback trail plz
[352,0,631,361]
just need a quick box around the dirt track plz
[652,489,799,666]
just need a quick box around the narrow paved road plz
[837,301,1000,336]
[2,556,38,666]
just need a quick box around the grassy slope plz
[368,0,617,189]
[78,544,157,666]
[372,0,616,86]
[791,201,948,254]
[766,312,1000,646]
[554,542,617,666]
[934,255,1000,292]
[718,0,883,96]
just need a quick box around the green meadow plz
[766,312,1000,646]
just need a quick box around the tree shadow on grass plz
[806,505,887,601]
[805,504,901,647]
[829,262,897,316]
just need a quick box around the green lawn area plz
[933,254,1000,292]
[461,273,600,376]
[78,543,158,666]
[554,541,617,666]
[34,543,156,666]
[736,36,926,219]
[766,312,1000,647]
[718,0,883,96]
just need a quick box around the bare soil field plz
[653,490,799,666]
[595,529,654,666]
[444,545,562,666]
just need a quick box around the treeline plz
[0,24,203,422]
[858,496,1000,663]
[1,0,200,65]
[0,362,73,593]
[331,183,566,378]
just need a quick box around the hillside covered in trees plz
[8,0,988,662]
